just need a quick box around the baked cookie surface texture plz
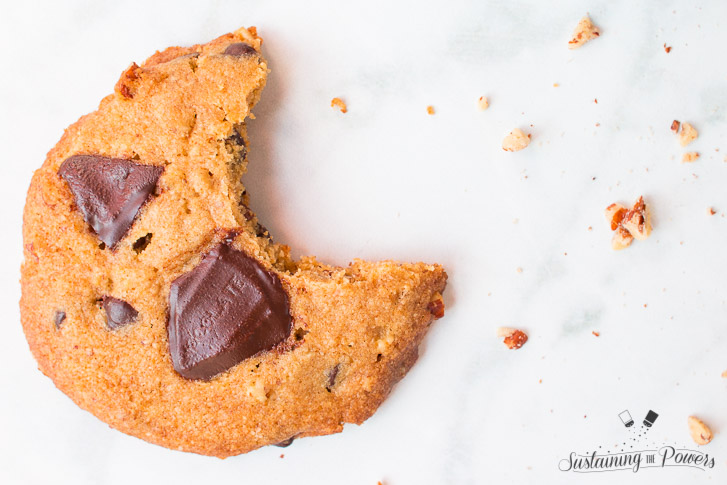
[20,27,447,457]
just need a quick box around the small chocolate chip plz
[274,437,295,448]
[132,233,153,254]
[223,43,257,57]
[59,155,163,248]
[54,310,66,329]
[325,364,340,392]
[102,297,138,330]
[168,242,292,380]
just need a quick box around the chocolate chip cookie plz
[20,27,447,457]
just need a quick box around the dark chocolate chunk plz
[102,297,138,330]
[59,155,163,248]
[54,310,66,329]
[223,42,257,57]
[274,437,295,448]
[168,243,292,380]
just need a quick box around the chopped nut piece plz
[611,226,634,250]
[621,196,652,241]
[664,43,672,53]
[477,96,489,110]
[604,203,628,230]
[679,122,698,146]
[671,120,680,133]
[497,327,528,350]
[330,97,347,113]
[682,152,699,163]
[568,15,600,49]
[426,292,445,319]
[688,416,713,445]
[426,105,435,115]
[502,129,531,152]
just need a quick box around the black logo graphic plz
[558,408,716,474]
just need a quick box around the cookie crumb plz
[605,196,651,250]
[679,122,698,146]
[568,15,600,49]
[671,120,681,133]
[664,43,672,53]
[497,327,528,349]
[594,98,598,104]
[502,129,531,152]
[477,96,490,110]
[592,331,600,337]
[721,370,727,378]
[682,152,700,163]
[280,454,284,459]
[426,105,435,115]
[688,416,713,445]
[330,97,347,113]
[516,267,523,273]
[708,207,716,216]
[553,83,560,87]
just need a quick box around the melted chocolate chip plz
[59,155,163,248]
[325,364,340,392]
[54,310,66,329]
[223,42,257,57]
[102,297,138,330]
[274,437,295,448]
[168,242,292,380]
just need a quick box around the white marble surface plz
[1,1,726,483]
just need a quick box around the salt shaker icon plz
[643,410,659,427]
[618,410,634,427]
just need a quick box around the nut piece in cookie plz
[568,15,600,49]
[688,416,713,445]
[502,129,531,152]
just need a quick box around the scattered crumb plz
[682,152,700,163]
[553,83,560,87]
[708,207,716,216]
[595,122,600,127]
[605,196,652,250]
[280,454,284,459]
[664,43,672,53]
[477,96,490,110]
[679,122,698,146]
[592,331,600,337]
[539,379,542,384]
[330,97,347,113]
[671,120,681,133]
[568,15,600,49]
[594,98,598,104]
[688,416,713,445]
[516,267,523,273]
[497,327,528,350]
[588,226,593,231]
[721,370,727,378]
[502,129,531,152]
[426,105,435,115]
